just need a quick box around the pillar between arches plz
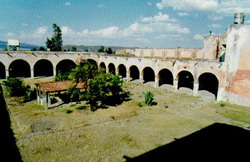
[154,75,159,88]
[174,79,178,91]
[193,82,199,96]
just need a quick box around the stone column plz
[216,86,225,101]
[53,68,57,76]
[126,70,130,82]
[139,72,144,83]
[154,75,159,88]
[193,82,199,96]
[31,68,34,78]
[173,79,178,91]
[5,69,9,78]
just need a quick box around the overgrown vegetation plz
[144,91,154,106]
[2,77,35,102]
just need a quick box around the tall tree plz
[46,24,63,51]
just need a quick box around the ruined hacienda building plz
[0,13,250,106]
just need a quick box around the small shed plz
[35,81,84,108]
[7,39,20,51]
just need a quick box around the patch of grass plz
[137,102,143,107]
[63,109,73,114]
[220,103,226,107]
[75,105,87,110]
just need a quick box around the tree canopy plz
[46,24,63,51]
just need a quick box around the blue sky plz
[1,0,250,48]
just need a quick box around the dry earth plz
[5,79,250,161]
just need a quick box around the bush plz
[2,78,28,97]
[54,72,70,81]
[144,91,154,106]
[63,109,73,114]
[220,103,226,107]
[137,102,143,107]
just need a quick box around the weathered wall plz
[224,25,250,105]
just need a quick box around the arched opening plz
[143,67,155,83]
[9,59,31,78]
[129,65,139,81]
[0,62,6,79]
[56,59,76,75]
[118,64,126,78]
[158,69,173,86]
[108,63,116,75]
[178,71,194,90]
[34,59,53,77]
[100,62,106,73]
[198,73,219,97]
[87,59,98,70]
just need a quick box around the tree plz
[39,46,46,51]
[106,47,113,54]
[67,61,124,111]
[71,46,77,52]
[98,46,105,52]
[46,24,63,51]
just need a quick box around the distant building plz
[7,39,20,51]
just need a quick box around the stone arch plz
[177,71,194,90]
[143,67,155,83]
[87,59,98,70]
[0,62,6,79]
[158,68,173,86]
[9,59,31,78]
[118,64,126,78]
[198,72,219,97]
[100,62,106,73]
[108,63,116,74]
[129,65,140,81]
[34,59,54,77]
[56,59,76,75]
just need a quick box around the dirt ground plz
[6,80,250,161]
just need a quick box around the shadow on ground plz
[124,123,250,161]
[0,85,23,161]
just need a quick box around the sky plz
[1,0,250,48]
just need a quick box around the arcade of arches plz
[0,59,220,100]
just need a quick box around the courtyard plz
[5,80,250,161]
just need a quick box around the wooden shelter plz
[35,81,84,108]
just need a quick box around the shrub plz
[63,109,73,114]
[220,103,226,107]
[2,78,29,97]
[137,102,143,107]
[144,91,154,106]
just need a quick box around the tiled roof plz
[36,81,84,93]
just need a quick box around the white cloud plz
[33,26,48,38]
[21,23,28,26]
[208,15,223,21]
[21,26,48,39]
[62,26,75,35]
[141,12,171,23]
[155,34,185,41]
[178,12,189,16]
[64,2,71,6]
[156,0,218,11]
[193,34,204,40]
[207,24,222,29]
[90,26,119,37]
[156,0,250,17]
[148,2,152,6]
[97,4,105,8]
[5,32,15,37]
